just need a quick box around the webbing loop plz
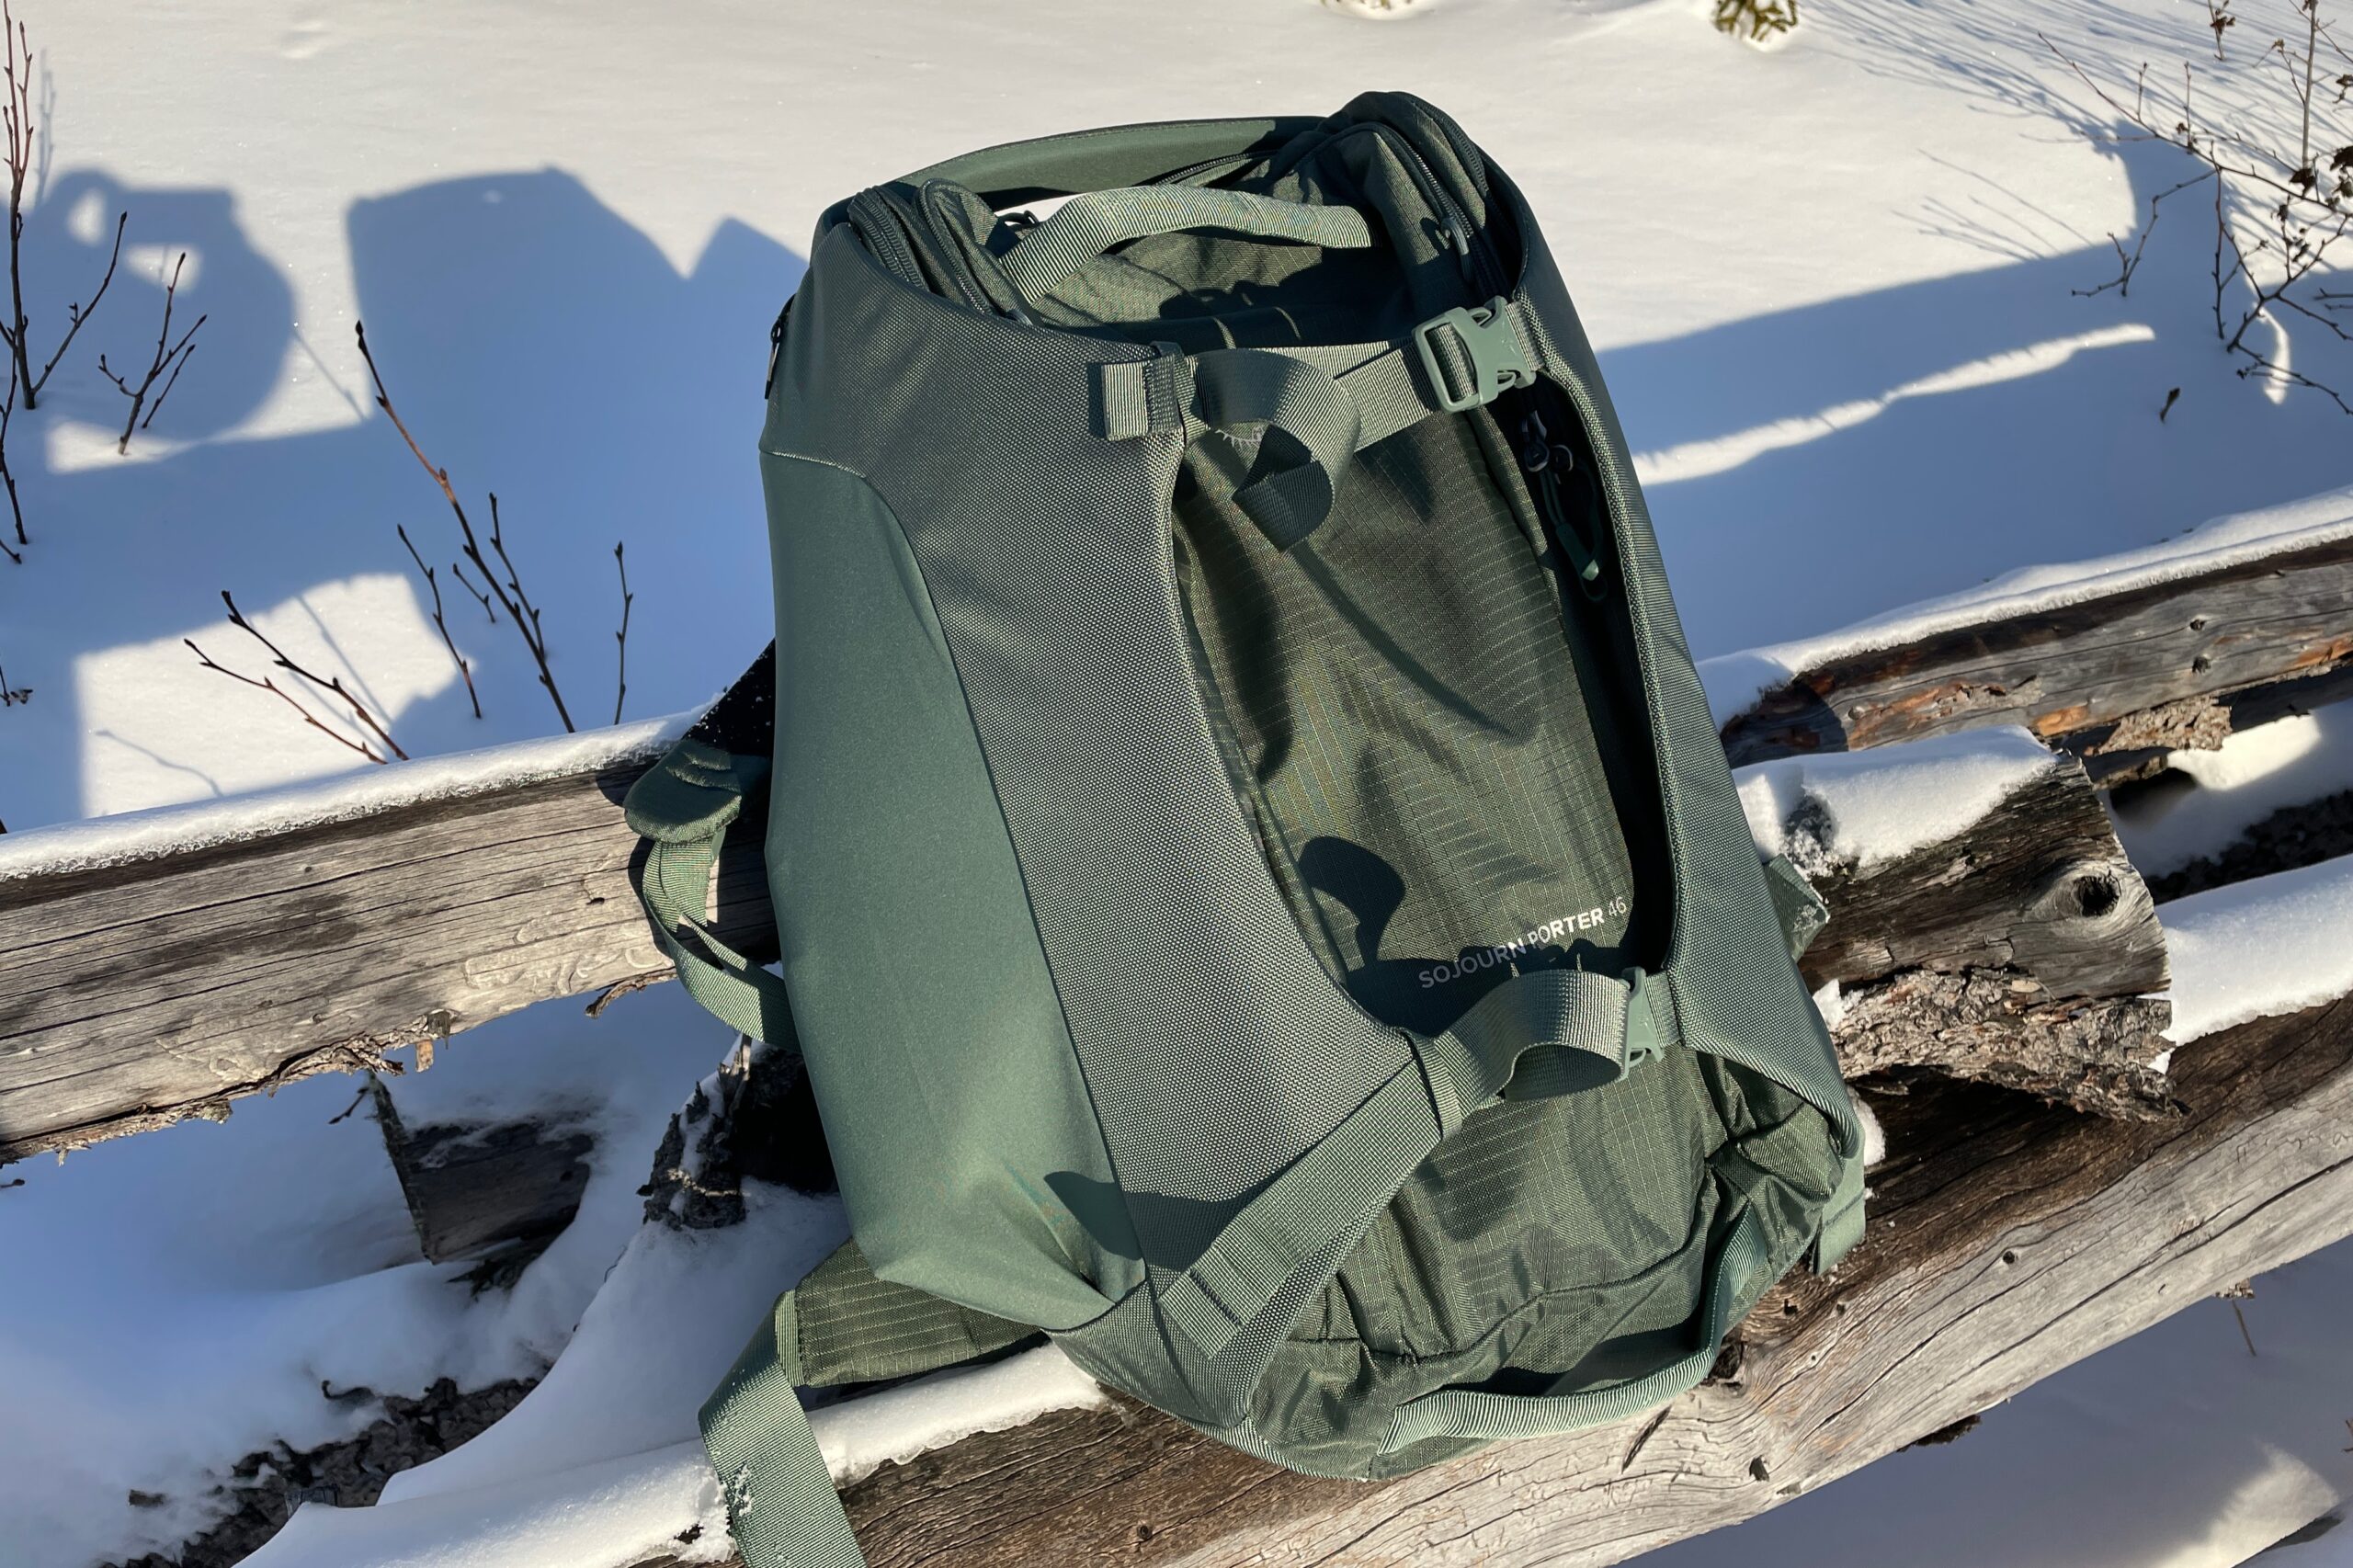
[1092,292,1553,551]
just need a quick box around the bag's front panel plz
[768,222,1419,1310]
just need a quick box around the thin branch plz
[97,250,204,455]
[31,210,119,400]
[611,540,631,725]
[354,320,574,731]
[186,637,387,765]
[2044,11,2352,415]
[399,523,480,719]
[1,0,123,409]
[449,557,497,623]
[218,590,408,761]
[0,347,19,562]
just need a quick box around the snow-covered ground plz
[2,0,2349,1564]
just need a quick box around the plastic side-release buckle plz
[1415,296,1536,414]
[1622,968,1665,1075]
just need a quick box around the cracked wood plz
[1715,528,2353,776]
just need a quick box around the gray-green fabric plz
[629,94,1866,1568]
[622,739,793,1044]
[1380,1206,1768,1451]
[1001,186,1375,304]
[793,1239,1035,1385]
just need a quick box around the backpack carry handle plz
[998,186,1378,304]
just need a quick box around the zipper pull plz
[764,303,790,398]
[1519,410,1552,472]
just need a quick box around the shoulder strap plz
[701,1289,864,1568]
[703,1244,1037,1568]
[624,735,794,1043]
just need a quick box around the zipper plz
[1518,408,1608,600]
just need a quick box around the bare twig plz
[0,347,18,562]
[450,558,496,623]
[2074,170,2217,297]
[2046,5,2353,414]
[97,250,204,455]
[354,321,574,732]
[399,523,480,720]
[1,0,123,410]
[611,540,631,725]
[215,589,408,761]
[186,637,389,766]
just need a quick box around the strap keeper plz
[1091,346,1188,439]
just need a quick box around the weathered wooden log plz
[1777,748,2175,1117]
[629,985,2353,1568]
[372,1079,594,1266]
[1714,527,2353,778]
[0,650,775,1165]
[0,644,2175,1163]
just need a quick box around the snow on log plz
[1705,487,2353,779]
[623,979,2353,1568]
[1737,729,2173,1118]
[0,651,776,1165]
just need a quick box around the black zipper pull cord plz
[1519,411,1608,599]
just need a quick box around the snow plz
[1699,484,2353,726]
[2109,707,2353,881]
[1736,726,2057,874]
[245,1346,1106,1568]
[2160,857,2353,1046]
[0,984,743,1568]
[0,709,692,881]
[3,0,2351,1563]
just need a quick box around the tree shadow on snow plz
[6,130,2350,828]
[0,167,801,828]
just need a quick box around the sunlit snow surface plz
[3,0,2351,1563]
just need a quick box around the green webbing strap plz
[1094,294,1550,551]
[624,736,795,1043]
[1378,1206,1769,1454]
[702,1251,1033,1568]
[701,1290,865,1568]
[1186,348,1362,551]
[1000,186,1376,304]
[1161,966,1669,1360]
[1761,852,1832,962]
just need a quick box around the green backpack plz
[625,92,1864,1568]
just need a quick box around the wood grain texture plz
[1715,530,2353,771]
[1789,754,2175,1117]
[0,765,774,1163]
[635,990,2353,1568]
[0,648,778,1165]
